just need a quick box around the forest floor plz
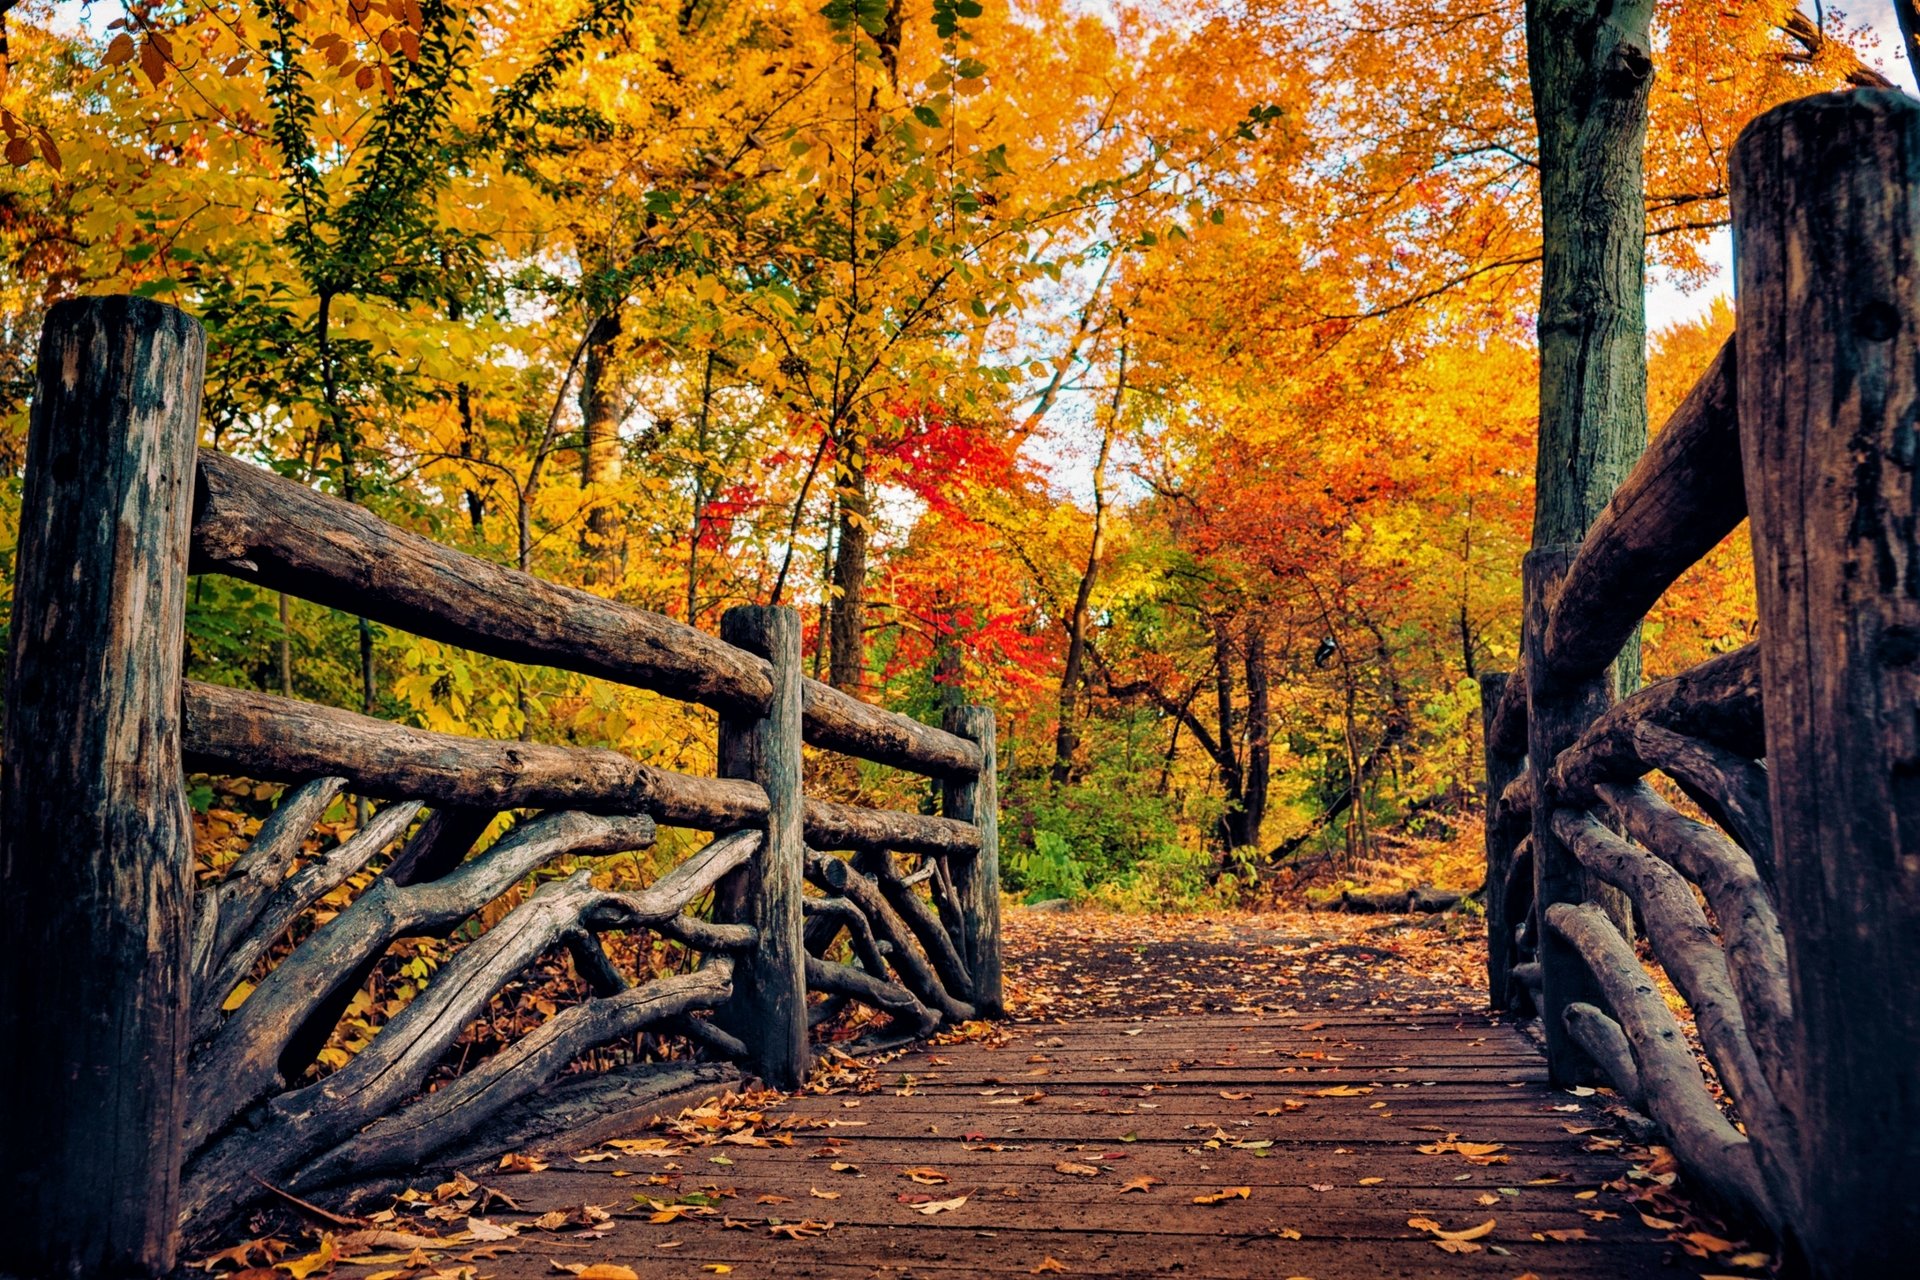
[198,909,1768,1280]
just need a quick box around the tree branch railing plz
[0,304,1002,1276]
[1477,91,1920,1276]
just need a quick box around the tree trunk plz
[579,312,624,580]
[1522,0,1654,1084]
[1052,339,1124,785]
[0,297,204,1279]
[828,434,870,693]
[1209,621,1246,850]
[1237,624,1271,848]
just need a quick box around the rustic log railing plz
[0,302,1002,1276]
[1480,91,1920,1277]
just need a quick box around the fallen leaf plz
[914,1195,970,1215]
[1358,1177,1384,1186]
[1032,1258,1068,1274]
[464,1218,518,1242]
[1118,1176,1160,1193]
[548,1266,638,1280]
[768,1220,834,1239]
[1313,1085,1372,1097]
[1055,1162,1102,1177]
[903,1167,949,1185]
[280,1239,335,1280]
[1193,1187,1251,1205]
[809,1188,841,1200]
[1218,1091,1252,1101]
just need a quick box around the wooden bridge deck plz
[328,916,1701,1279]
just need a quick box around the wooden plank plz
[0,297,204,1280]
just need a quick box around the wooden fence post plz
[1478,671,1525,1009]
[942,705,1001,1018]
[1522,549,1613,1085]
[0,297,205,1278]
[716,605,808,1089]
[1732,88,1920,1276]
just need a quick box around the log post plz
[941,705,1001,1017]
[1479,671,1526,1009]
[0,297,204,1278]
[1523,548,1614,1084]
[1732,88,1920,1275]
[715,605,807,1088]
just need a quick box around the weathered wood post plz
[1733,88,1920,1276]
[942,705,1000,1017]
[715,605,808,1089]
[1478,671,1525,1009]
[1522,551,1615,1084]
[0,297,205,1278]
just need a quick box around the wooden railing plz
[0,297,1000,1274]
[1478,91,1920,1276]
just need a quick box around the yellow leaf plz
[1193,1187,1251,1205]
[1032,1258,1068,1274]
[279,1237,335,1280]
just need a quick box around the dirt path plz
[305,910,1727,1279]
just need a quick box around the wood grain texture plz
[715,605,809,1090]
[1733,88,1920,1276]
[1522,547,1614,1086]
[943,704,1003,1015]
[191,449,981,777]
[0,297,204,1279]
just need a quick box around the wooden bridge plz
[0,89,1916,1280]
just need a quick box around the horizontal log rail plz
[182,682,983,858]
[1538,338,1745,689]
[192,449,981,778]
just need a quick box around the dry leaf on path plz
[1193,1187,1251,1205]
[549,1265,638,1280]
[914,1195,971,1215]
